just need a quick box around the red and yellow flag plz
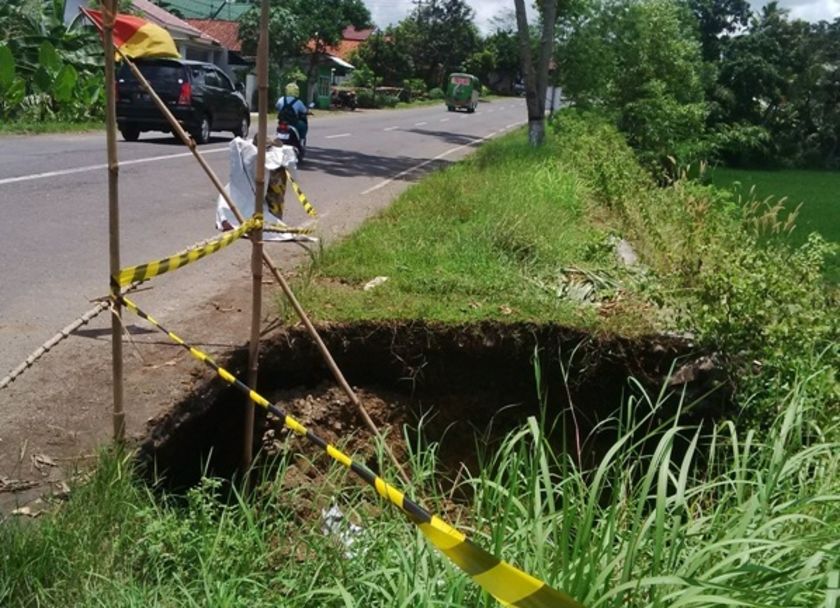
[82,8,179,59]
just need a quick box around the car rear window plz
[118,62,187,85]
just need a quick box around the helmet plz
[285,82,300,97]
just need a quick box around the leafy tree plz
[557,0,708,170]
[687,0,750,61]
[239,0,370,100]
[471,27,521,92]
[712,3,839,167]
[354,28,413,86]
[395,0,480,87]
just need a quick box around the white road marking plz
[361,131,498,195]
[326,133,351,139]
[440,118,450,122]
[0,146,228,186]
[506,122,522,129]
[414,121,427,126]
[487,109,495,114]
[384,126,399,131]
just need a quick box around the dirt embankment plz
[138,321,727,490]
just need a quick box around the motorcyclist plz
[275,82,308,141]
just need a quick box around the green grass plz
[709,168,839,281]
[0,120,104,135]
[291,133,636,330]
[1,114,837,608]
[1,380,836,607]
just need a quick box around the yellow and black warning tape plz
[263,223,316,235]
[286,170,318,218]
[112,217,259,288]
[118,295,582,608]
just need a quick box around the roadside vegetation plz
[3,111,836,607]
[2,385,836,607]
[1,1,838,606]
[294,114,837,422]
[709,168,840,281]
[0,1,105,129]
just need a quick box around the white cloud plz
[365,0,840,32]
[365,0,516,33]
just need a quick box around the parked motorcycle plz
[275,118,306,163]
[331,88,357,111]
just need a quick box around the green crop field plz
[710,168,839,280]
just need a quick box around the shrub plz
[551,107,839,416]
[428,87,445,100]
[379,94,399,108]
[403,78,427,100]
[689,232,838,415]
[356,89,376,108]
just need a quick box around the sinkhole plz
[137,322,728,491]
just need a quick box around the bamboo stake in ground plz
[244,0,270,471]
[102,0,124,442]
[108,49,409,484]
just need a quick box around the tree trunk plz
[514,0,558,147]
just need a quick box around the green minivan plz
[445,72,480,113]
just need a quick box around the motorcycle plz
[275,118,306,163]
[331,88,357,111]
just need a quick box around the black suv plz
[116,58,249,144]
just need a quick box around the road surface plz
[0,100,526,374]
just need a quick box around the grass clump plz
[1,380,836,607]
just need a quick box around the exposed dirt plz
[0,268,286,516]
[137,321,729,492]
[0,268,730,521]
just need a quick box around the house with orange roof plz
[303,26,375,108]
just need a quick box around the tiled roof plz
[309,27,376,60]
[132,0,218,43]
[341,26,375,41]
[186,19,241,52]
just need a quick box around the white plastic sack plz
[215,137,314,242]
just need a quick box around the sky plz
[363,0,840,32]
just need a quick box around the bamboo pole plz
[108,51,409,484]
[243,0,270,471]
[102,0,124,442]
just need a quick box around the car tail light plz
[178,82,191,105]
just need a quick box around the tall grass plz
[2,375,836,607]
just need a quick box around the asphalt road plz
[0,99,527,374]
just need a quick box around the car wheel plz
[232,115,249,138]
[192,116,211,145]
[120,125,140,142]
[447,105,455,112]
[467,105,475,113]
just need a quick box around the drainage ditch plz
[138,321,728,490]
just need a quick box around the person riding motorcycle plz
[275,82,308,141]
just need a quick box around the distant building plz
[303,26,375,109]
